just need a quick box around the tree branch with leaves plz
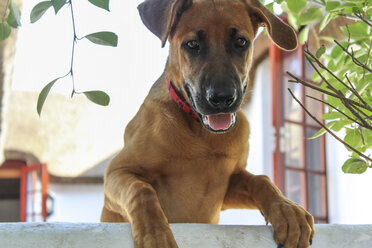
[31,0,117,115]
[1,0,117,114]
[272,0,372,174]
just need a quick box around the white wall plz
[2,223,372,248]
[47,184,104,222]
[326,134,372,224]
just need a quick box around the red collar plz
[166,79,198,119]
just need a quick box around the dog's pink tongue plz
[207,114,232,130]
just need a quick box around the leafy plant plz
[1,0,116,114]
[0,0,21,41]
[271,0,372,173]
[32,0,116,115]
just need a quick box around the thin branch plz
[339,13,372,24]
[344,73,359,95]
[305,49,351,93]
[302,46,372,123]
[306,0,372,23]
[303,53,363,121]
[334,40,372,73]
[306,94,370,129]
[287,73,336,96]
[345,25,351,50]
[304,50,344,95]
[355,11,372,27]
[339,95,371,127]
[344,74,369,107]
[364,39,372,78]
[339,76,371,125]
[349,102,372,121]
[344,74,358,95]
[288,89,372,163]
[304,48,372,113]
[287,72,371,111]
[68,0,78,97]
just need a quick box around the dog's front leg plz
[104,169,178,248]
[223,170,314,248]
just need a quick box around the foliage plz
[270,0,372,173]
[0,1,21,41]
[0,0,116,114]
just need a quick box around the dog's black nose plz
[206,87,237,109]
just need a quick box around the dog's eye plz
[186,40,200,50]
[235,38,248,48]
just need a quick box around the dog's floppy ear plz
[138,0,192,47]
[244,0,298,51]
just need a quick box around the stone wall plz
[0,223,371,248]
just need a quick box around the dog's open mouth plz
[201,112,237,132]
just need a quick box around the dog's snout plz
[206,86,237,109]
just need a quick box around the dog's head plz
[138,0,297,133]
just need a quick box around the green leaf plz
[287,12,300,30]
[0,23,11,41]
[327,59,336,71]
[88,0,110,11]
[344,0,368,3]
[30,1,53,23]
[331,119,353,131]
[326,1,341,12]
[300,8,323,25]
[312,70,321,83]
[342,158,369,174]
[37,78,59,116]
[321,111,344,120]
[308,122,336,139]
[361,129,372,149]
[344,129,363,148]
[356,75,372,94]
[83,91,110,106]
[84,31,118,47]
[330,44,343,58]
[286,0,306,14]
[265,2,275,14]
[299,26,309,45]
[316,45,326,59]
[51,0,66,14]
[6,1,21,28]
[319,13,333,32]
[341,22,371,40]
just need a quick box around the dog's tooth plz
[202,115,209,126]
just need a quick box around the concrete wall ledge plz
[1,223,372,247]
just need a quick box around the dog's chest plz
[152,157,233,223]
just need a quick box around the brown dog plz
[101,0,314,247]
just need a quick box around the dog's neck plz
[166,79,198,120]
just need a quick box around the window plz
[270,42,328,223]
[0,160,50,222]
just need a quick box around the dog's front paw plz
[132,223,178,248]
[264,200,314,248]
